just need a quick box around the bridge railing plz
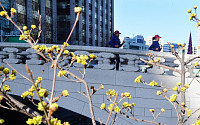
[0,42,199,77]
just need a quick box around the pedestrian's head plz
[153,35,161,41]
[114,30,121,36]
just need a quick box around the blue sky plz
[114,0,199,46]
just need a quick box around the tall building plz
[0,0,56,43]
[0,0,114,47]
[57,0,114,46]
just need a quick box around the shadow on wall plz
[0,95,102,125]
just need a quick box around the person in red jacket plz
[109,30,125,70]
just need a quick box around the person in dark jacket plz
[149,35,162,52]
[109,30,125,70]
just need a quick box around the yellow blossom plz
[0,119,4,124]
[122,102,130,108]
[114,106,120,113]
[106,89,116,96]
[100,84,104,89]
[89,54,97,59]
[3,68,9,74]
[178,43,182,46]
[134,75,142,83]
[0,96,3,101]
[23,26,27,30]
[74,7,82,13]
[26,118,33,125]
[185,108,191,116]
[196,120,200,125]
[65,122,70,125]
[156,90,162,95]
[3,85,11,92]
[62,90,69,97]
[163,88,168,93]
[100,103,106,110]
[187,9,192,13]
[177,82,181,86]
[50,103,59,112]
[64,50,69,55]
[197,22,200,28]
[173,86,178,91]
[70,52,75,57]
[194,6,197,9]
[185,84,189,89]
[9,74,16,80]
[0,11,7,17]
[108,104,114,111]
[149,80,158,86]
[195,62,199,66]
[21,91,29,99]
[38,77,42,81]
[38,101,47,111]
[38,88,49,97]
[180,87,186,92]
[181,102,185,106]
[170,45,174,48]
[170,94,178,102]
[132,103,135,107]
[149,109,155,113]
[11,8,16,15]
[161,108,165,112]
[34,45,40,50]
[31,25,36,29]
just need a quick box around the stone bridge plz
[0,42,200,125]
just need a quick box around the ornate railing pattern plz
[0,42,199,77]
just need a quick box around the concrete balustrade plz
[0,42,200,125]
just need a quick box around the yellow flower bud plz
[11,8,16,15]
[114,106,120,113]
[62,90,69,97]
[74,7,82,13]
[0,11,7,17]
[149,109,155,113]
[180,87,186,92]
[0,119,4,124]
[100,103,106,110]
[170,45,174,48]
[173,86,178,91]
[0,66,4,71]
[187,9,192,13]
[50,103,59,112]
[3,85,11,92]
[156,90,162,95]
[0,95,3,101]
[185,84,189,89]
[163,88,168,93]
[194,6,197,9]
[3,68,9,74]
[100,84,104,89]
[161,108,165,112]
[23,26,27,30]
[177,82,181,86]
[195,62,199,67]
[31,25,36,29]
[132,103,135,107]
[181,102,185,106]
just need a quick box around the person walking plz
[149,35,162,52]
[109,30,125,70]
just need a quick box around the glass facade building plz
[57,0,114,47]
[0,0,114,47]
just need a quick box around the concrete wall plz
[1,62,199,125]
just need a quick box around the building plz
[122,35,149,50]
[163,43,178,52]
[0,0,56,43]
[57,0,114,46]
[0,0,114,47]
